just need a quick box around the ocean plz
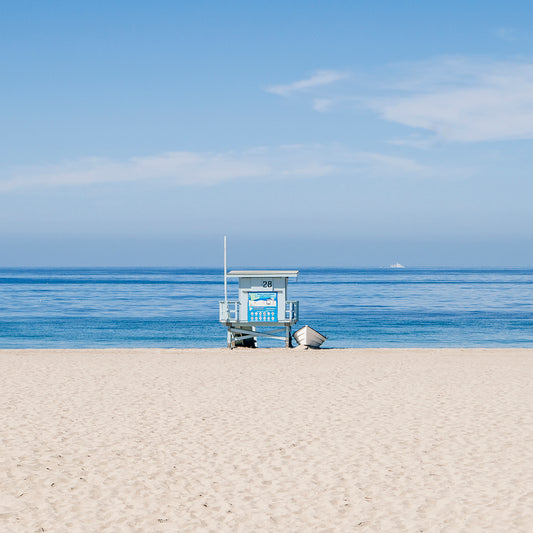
[1,268,532,348]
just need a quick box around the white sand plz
[0,348,531,532]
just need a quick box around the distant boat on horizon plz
[389,262,405,268]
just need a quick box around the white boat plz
[293,325,327,348]
[389,262,405,268]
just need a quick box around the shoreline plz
[1,348,531,531]
[3,346,533,352]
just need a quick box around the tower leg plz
[285,325,292,348]
[227,328,233,349]
[251,326,257,348]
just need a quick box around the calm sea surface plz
[1,268,532,348]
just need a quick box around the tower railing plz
[219,300,299,325]
[219,301,239,322]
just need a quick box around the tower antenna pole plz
[224,235,227,303]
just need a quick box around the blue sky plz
[1,1,533,266]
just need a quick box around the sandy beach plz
[0,348,531,532]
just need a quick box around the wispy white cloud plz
[0,145,429,192]
[387,135,437,150]
[371,58,533,142]
[265,70,349,96]
[278,57,533,144]
[0,153,268,192]
[312,98,334,112]
[495,27,518,42]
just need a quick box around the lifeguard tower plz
[219,270,299,348]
